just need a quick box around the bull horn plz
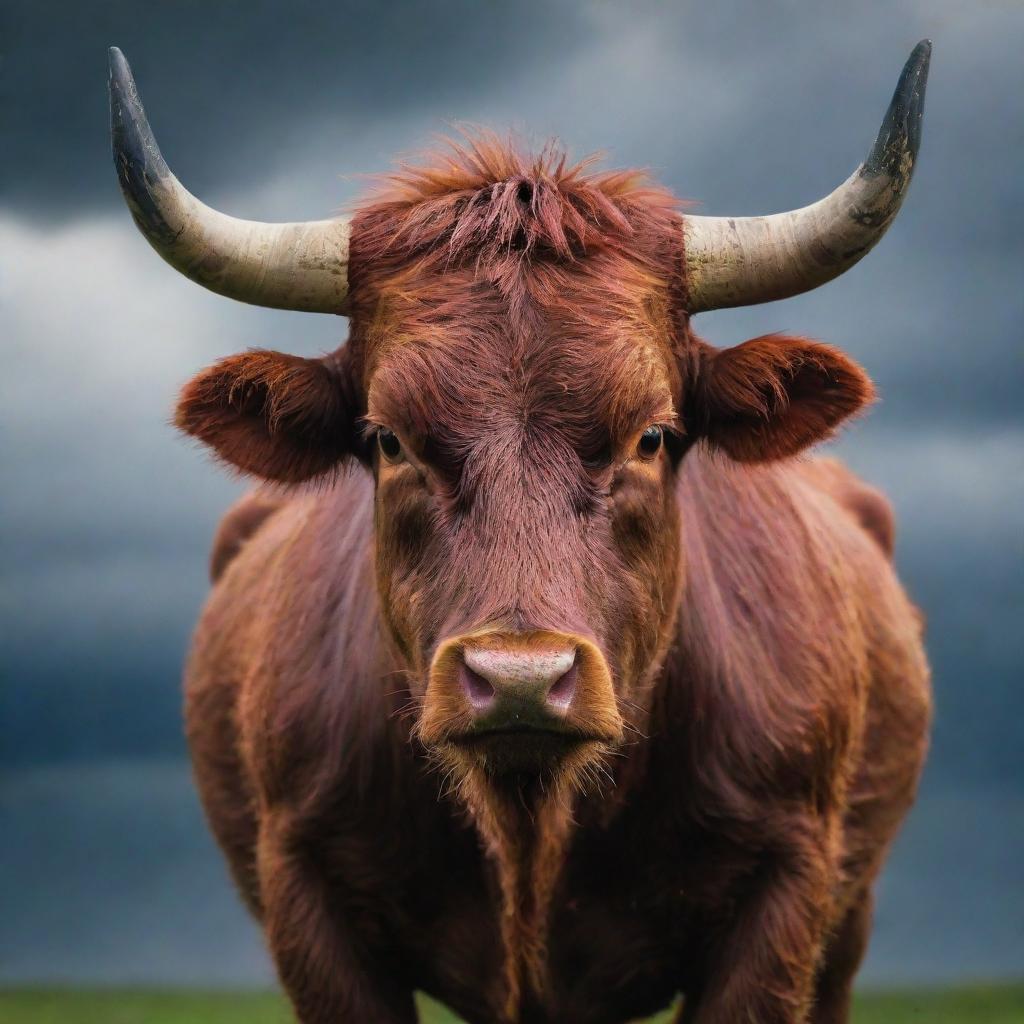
[108,47,350,314]
[683,40,931,313]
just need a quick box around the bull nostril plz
[426,634,616,750]
[546,662,577,711]
[460,664,496,711]
[461,643,578,718]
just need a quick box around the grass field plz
[1,987,1022,1023]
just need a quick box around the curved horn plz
[108,47,350,314]
[683,40,931,313]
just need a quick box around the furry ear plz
[175,349,357,481]
[689,335,874,462]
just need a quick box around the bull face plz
[111,44,929,792]
[357,255,686,782]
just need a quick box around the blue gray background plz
[2,0,1021,988]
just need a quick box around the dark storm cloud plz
[3,0,594,216]
[2,0,1023,985]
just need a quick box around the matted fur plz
[350,131,682,267]
[176,133,930,1024]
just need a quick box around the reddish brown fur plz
[208,490,286,581]
[178,136,930,1023]
[693,335,875,462]
[176,348,356,482]
[799,457,896,558]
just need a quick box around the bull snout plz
[461,643,578,725]
[419,630,625,765]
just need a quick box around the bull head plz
[110,44,929,794]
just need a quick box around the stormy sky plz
[2,0,1022,988]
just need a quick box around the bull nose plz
[461,644,578,719]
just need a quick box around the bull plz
[109,41,933,1024]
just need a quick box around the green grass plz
[0,986,1021,1023]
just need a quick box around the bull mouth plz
[449,724,607,776]
[464,723,586,738]
[451,721,606,745]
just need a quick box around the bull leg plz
[809,892,873,1024]
[682,822,835,1024]
[258,813,416,1024]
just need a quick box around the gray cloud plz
[3,0,595,217]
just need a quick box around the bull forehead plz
[363,268,678,447]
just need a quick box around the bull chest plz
[340,793,707,1024]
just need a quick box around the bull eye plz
[637,425,663,459]
[377,428,403,462]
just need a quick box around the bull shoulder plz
[797,456,896,559]
[209,490,289,582]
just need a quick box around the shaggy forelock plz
[346,132,689,452]
[348,130,684,273]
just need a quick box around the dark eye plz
[378,428,403,462]
[637,425,663,459]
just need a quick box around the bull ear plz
[689,335,874,462]
[175,348,358,481]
